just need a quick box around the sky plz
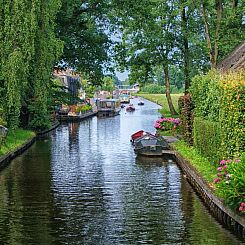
[115,70,129,81]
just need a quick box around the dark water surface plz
[0,99,244,245]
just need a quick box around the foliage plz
[101,76,115,92]
[0,0,63,131]
[75,104,92,114]
[214,155,245,213]
[190,71,245,158]
[193,117,221,164]
[219,72,245,158]
[140,84,165,94]
[178,94,194,145]
[0,129,35,157]
[57,0,111,84]
[190,70,222,121]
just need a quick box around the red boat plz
[131,130,145,142]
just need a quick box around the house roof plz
[217,41,245,72]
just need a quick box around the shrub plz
[190,70,221,121]
[219,73,245,158]
[178,94,194,145]
[140,84,165,94]
[214,154,245,213]
[193,117,221,164]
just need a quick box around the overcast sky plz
[116,70,129,81]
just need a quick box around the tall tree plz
[56,0,111,84]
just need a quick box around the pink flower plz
[217,167,223,172]
[223,165,228,169]
[214,178,220,184]
[239,206,244,212]
[234,159,240,163]
[226,159,232,163]
[240,203,245,207]
[217,173,223,177]
[220,160,226,165]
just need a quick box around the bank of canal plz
[0,98,244,244]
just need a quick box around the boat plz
[132,132,169,156]
[126,104,135,112]
[121,104,125,108]
[138,100,144,105]
[119,93,130,103]
[96,99,121,117]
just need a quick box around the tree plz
[56,0,111,85]
[0,0,62,130]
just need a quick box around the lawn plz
[0,129,35,157]
[137,93,183,116]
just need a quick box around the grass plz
[0,129,35,157]
[137,93,183,116]
[173,140,217,183]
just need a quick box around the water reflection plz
[0,98,244,244]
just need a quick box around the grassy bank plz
[137,93,183,116]
[173,140,217,183]
[0,129,35,157]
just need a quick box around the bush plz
[190,70,222,121]
[140,84,165,94]
[193,117,221,164]
[76,104,92,114]
[219,73,245,158]
[190,71,245,159]
[178,94,194,145]
[214,154,245,213]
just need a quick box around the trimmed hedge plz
[193,117,221,164]
[190,71,245,159]
[219,73,245,158]
[178,94,194,145]
[140,84,165,94]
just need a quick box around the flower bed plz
[154,117,181,135]
[214,154,245,215]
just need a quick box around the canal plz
[0,98,244,244]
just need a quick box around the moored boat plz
[126,104,135,112]
[132,132,169,156]
[138,100,144,105]
[97,99,121,117]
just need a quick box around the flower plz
[214,178,220,184]
[220,160,226,165]
[217,167,223,172]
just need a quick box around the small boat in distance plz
[138,100,144,106]
[126,104,135,112]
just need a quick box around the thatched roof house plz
[217,41,245,72]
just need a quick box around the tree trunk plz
[163,65,177,116]
[200,2,216,68]
[214,0,223,66]
[181,4,191,94]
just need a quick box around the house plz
[217,41,245,72]
[53,68,84,103]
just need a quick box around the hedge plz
[219,73,245,158]
[190,71,245,159]
[178,94,194,145]
[193,117,221,164]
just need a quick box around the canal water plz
[0,99,244,245]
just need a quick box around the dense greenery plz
[178,94,194,145]
[0,0,63,131]
[193,117,221,164]
[190,71,245,159]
